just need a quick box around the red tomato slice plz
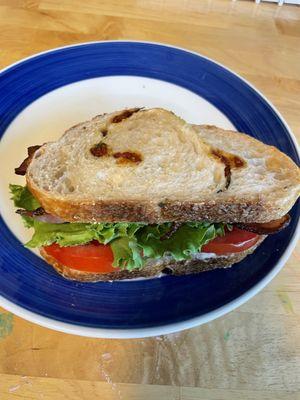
[202,227,260,255]
[43,241,116,273]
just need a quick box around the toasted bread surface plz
[27,108,300,223]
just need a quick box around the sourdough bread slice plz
[40,236,265,282]
[27,108,300,223]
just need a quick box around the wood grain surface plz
[0,1,300,399]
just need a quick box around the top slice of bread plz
[26,108,300,223]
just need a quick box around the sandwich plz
[10,108,300,281]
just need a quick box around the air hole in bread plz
[34,150,42,159]
[68,186,75,193]
[55,178,75,194]
[54,169,65,180]
[162,267,174,275]
[275,175,289,181]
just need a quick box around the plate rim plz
[0,40,299,338]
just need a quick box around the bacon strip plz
[111,108,141,123]
[16,208,65,224]
[236,214,290,235]
[160,223,182,240]
[15,145,41,176]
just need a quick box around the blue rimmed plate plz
[0,41,299,338]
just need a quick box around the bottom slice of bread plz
[39,236,265,282]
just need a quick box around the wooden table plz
[0,1,299,399]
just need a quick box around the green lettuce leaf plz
[25,220,146,250]
[110,237,144,270]
[136,222,224,262]
[25,221,96,248]
[9,184,41,211]
[21,215,35,229]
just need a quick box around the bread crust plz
[27,180,296,224]
[39,236,265,282]
[26,111,300,224]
